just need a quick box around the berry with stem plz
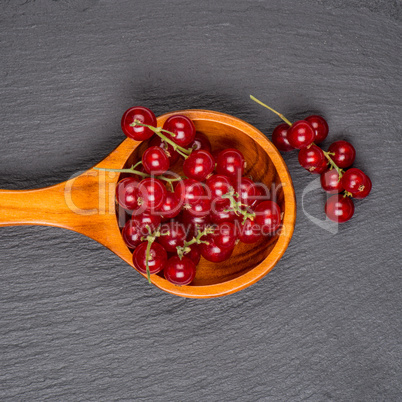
[164,256,197,286]
[298,144,328,174]
[121,106,157,141]
[328,141,356,168]
[183,149,215,181]
[142,146,170,175]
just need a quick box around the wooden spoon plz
[0,110,296,298]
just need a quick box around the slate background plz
[0,1,401,401]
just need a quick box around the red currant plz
[183,149,215,181]
[162,115,196,147]
[272,123,294,152]
[182,243,201,265]
[254,200,282,234]
[182,197,211,218]
[234,177,261,206]
[137,178,167,211]
[320,169,344,193]
[200,236,234,263]
[157,191,182,220]
[174,178,206,206]
[164,256,196,286]
[190,132,212,153]
[149,135,180,165]
[142,146,170,175]
[238,218,262,244]
[158,221,187,252]
[122,212,161,249]
[210,200,238,224]
[298,144,328,174]
[212,222,238,250]
[206,174,232,204]
[121,106,156,141]
[132,241,167,274]
[341,168,371,198]
[115,177,140,211]
[328,141,356,168]
[180,213,211,237]
[305,115,329,144]
[325,195,354,223]
[287,120,315,149]
[216,148,245,178]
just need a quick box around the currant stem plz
[323,151,344,178]
[176,227,213,259]
[221,187,256,224]
[130,120,192,157]
[250,95,293,127]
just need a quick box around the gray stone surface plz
[0,1,401,401]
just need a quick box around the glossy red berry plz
[162,115,196,147]
[190,132,212,153]
[206,174,232,204]
[328,141,356,168]
[305,115,329,144]
[298,144,328,174]
[216,148,245,178]
[180,212,211,236]
[182,244,201,266]
[183,197,211,218]
[149,135,180,165]
[116,177,140,211]
[234,177,261,206]
[158,221,187,252]
[121,106,156,141]
[164,256,196,286]
[272,123,294,152]
[142,146,170,175]
[254,200,282,234]
[238,218,262,244]
[212,222,238,250]
[320,169,344,193]
[132,241,167,275]
[287,120,315,149]
[325,195,354,223]
[210,199,238,224]
[174,178,206,206]
[200,236,234,263]
[122,212,161,249]
[137,178,167,211]
[158,191,182,220]
[183,150,215,181]
[341,168,371,199]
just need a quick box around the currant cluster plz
[103,106,282,286]
[251,96,371,223]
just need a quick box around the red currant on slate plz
[174,178,206,206]
[200,236,234,263]
[287,120,315,149]
[132,241,168,275]
[158,221,187,252]
[352,175,371,199]
[142,146,170,175]
[206,174,232,204]
[238,218,262,244]
[190,132,212,153]
[272,123,294,152]
[254,200,282,234]
[183,149,215,181]
[121,106,156,141]
[320,169,344,193]
[341,168,371,198]
[116,177,140,211]
[162,115,196,147]
[216,148,245,178]
[298,144,328,174]
[158,191,182,220]
[305,115,329,144]
[164,256,196,286]
[328,141,356,168]
[149,135,180,165]
[325,195,354,223]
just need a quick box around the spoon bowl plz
[0,110,296,298]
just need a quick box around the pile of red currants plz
[103,106,283,286]
[251,96,371,223]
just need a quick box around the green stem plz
[145,237,153,284]
[176,227,214,259]
[221,187,256,224]
[250,95,293,127]
[130,120,193,157]
[323,151,344,178]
